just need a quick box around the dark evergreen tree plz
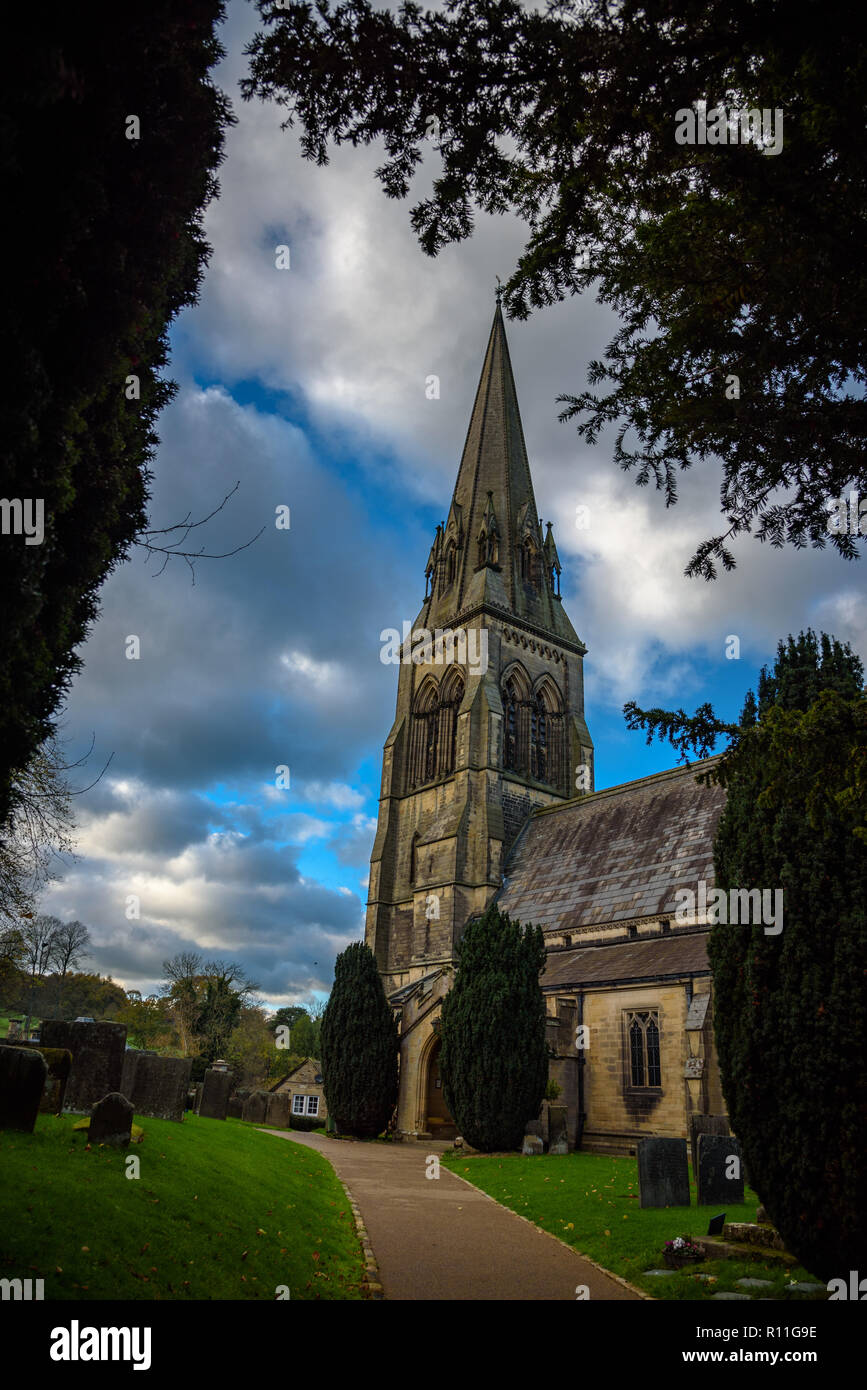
[0,3,233,826]
[708,635,866,1280]
[627,629,866,1279]
[320,942,398,1138]
[439,901,548,1152]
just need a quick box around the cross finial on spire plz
[495,275,503,303]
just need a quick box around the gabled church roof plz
[496,759,726,934]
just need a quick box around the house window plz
[292,1094,306,1115]
[306,1095,319,1117]
[627,1010,661,1088]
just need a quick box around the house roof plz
[497,758,726,933]
[542,930,711,990]
[269,1057,321,1091]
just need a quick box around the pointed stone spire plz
[421,297,582,646]
[450,298,536,609]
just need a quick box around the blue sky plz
[38,0,866,1012]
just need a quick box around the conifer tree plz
[627,629,866,1279]
[439,901,548,1152]
[707,634,866,1280]
[320,942,398,1138]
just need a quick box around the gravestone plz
[0,1047,47,1132]
[40,1020,126,1114]
[193,1084,203,1111]
[198,1067,232,1120]
[121,1051,192,1122]
[697,1133,744,1206]
[688,1113,730,1180]
[547,1104,568,1147]
[266,1092,290,1129]
[227,1095,244,1120]
[89,1092,133,1148]
[549,1137,570,1155]
[242,1090,269,1125]
[522,1134,544,1155]
[0,1040,72,1112]
[637,1137,690,1208]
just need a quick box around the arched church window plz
[530,699,548,780]
[626,1010,661,1088]
[437,669,464,778]
[530,679,564,790]
[503,678,520,771]
[446,542,457,587]
[409,673,464,787]
[410,831,420,885]
[521,539,538,586]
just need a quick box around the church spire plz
[423,297,580,645]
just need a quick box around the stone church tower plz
[365,297,594,1136]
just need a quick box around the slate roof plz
[497,758,726,933]
[542,930,711,990]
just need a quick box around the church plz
[365,299,728,1155]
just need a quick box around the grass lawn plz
[0,1113,365,1300]
[442,1149,825,1301]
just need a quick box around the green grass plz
[0,1113,365,1300]
[442,1150,825,1301]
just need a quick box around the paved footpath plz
[261,1130,644,1301]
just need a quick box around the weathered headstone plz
[637,1137,691,1208]
[0,1040,71,1112]
[549,1137,570,1155]
[0,1047,47,1132]
[688,1113,730,1180]
[89,1092,133,1148]
[547,1104,568,1146]
[697,1133,744,1206]
[522,1134,544,1155]
[198,1067,232,1120]
[241,1090,269,1125]
[40,1020,126,1114]
[121,1051,192,1122]
[227,1095,244,1120]
[193,1084,203,1111]
[266,1092,291,1128]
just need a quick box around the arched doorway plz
[425,1037,456,1139]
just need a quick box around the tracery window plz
[502,669,563,789]
[626,1010,661,1088]
[408,672,464,787]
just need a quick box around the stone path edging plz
[256,1128,384,1300]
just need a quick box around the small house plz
[269,1057,327,1122]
